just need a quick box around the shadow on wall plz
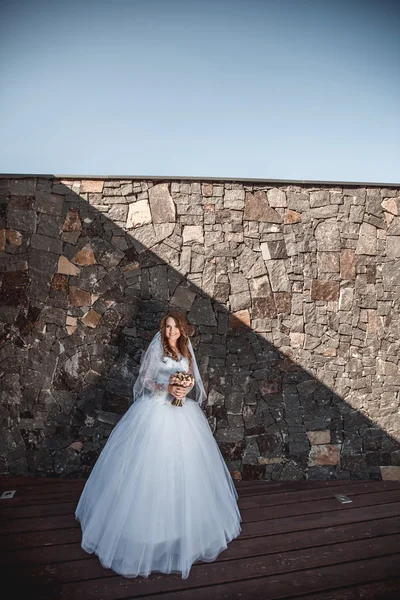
[0,176,399,481]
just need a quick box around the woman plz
[75,310,242,579]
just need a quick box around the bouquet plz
[169,371,195,407]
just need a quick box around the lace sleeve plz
[153,382,169,396]
[141,360,167,393]
[140,355,170,399]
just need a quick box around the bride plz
[75,310,242,579]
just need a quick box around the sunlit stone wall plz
[0,176,399,480]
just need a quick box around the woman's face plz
[165,316,181,343]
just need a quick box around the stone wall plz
[0,176,399,481]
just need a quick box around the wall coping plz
[0,173,399,188]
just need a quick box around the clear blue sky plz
[1,0,399,183]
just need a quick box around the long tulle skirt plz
[75,394,242,579]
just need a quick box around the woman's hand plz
[168,384,186,400]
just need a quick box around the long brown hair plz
[160,310,192,365]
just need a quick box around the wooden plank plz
[292,578,400,600]
[2,515,400,578]
[0,513,77,534]
[241,489,400,523]
[209,515,400,562]
[238,480,400,499]
[9,534,400,588]
[0,566,54,600]
[239,481,400,509]
[0,481,85,498]
[0,475,86,487]
[1,501,84,519]
[2,487,399,532]
[2,475,392,499]
[234,479,363,490]
[2,477,398,505]
[2,481,399,517]
[241,501,400,538]
[161,555,400,600]
[49,541,400,600]
[0,490,83,508]
[2,501,399,550]
[0,526,81,549]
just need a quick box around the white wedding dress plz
[75,353,242,579]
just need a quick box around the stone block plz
[215,427,245,443]
[309,205,338,218]
[58,256,81,276]
[37,214,63,238]
[229,291,251,312]
[339,286,353,311]
[9,196,33,210]
[309,444,341,466]
[51,273,68,291]
[244,192,281,222]
[386,236,400,258]
[154,223,175,242]
[315,220,340,251]
[258,456,284,464]
[388,216,400,235]
[265,260,290,292]
[267,188,287,207]
[380,466,400,480]
[311,280,340,301]
[229,309,250,331]
[7,209,37,233]
[252,295,276,319]
[226,391,244,414]
[381,198,398,215]
[258,432,284,455]
[250,274,272,296]
[170,286,196,311]
[35,192,64,216]
[260,380,281,395]
[149,183,176,223]
[30,233,63,254]
[9,178,36,195]
[274,292,291,314]
[307,430,331,444]
[224,189,245,209]
[207,388,225,407]
[356,223,377,255]
[82,309,102,328]
[40,306,66,326]
[5,229,23,247]
[202,183,213,197]
[80,180,104,193]
[290,332,304,347]
[1,270,29,305]
[261,240,288,260]
[310,190,330,207]
[242,437,260,464]
[71,244,97,266]
[382,261,399,290]
[127,200,152,229]
[188,296,216,326]
[109,204,129,222]
[229,272,249,294]
[285,209,301,224]
[69,286,92,307]
[182,225,204,244]
[317,252,339,273]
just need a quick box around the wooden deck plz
[1,476,400,600]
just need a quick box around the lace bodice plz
[155,355,190,385]
[144,354,191,405]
